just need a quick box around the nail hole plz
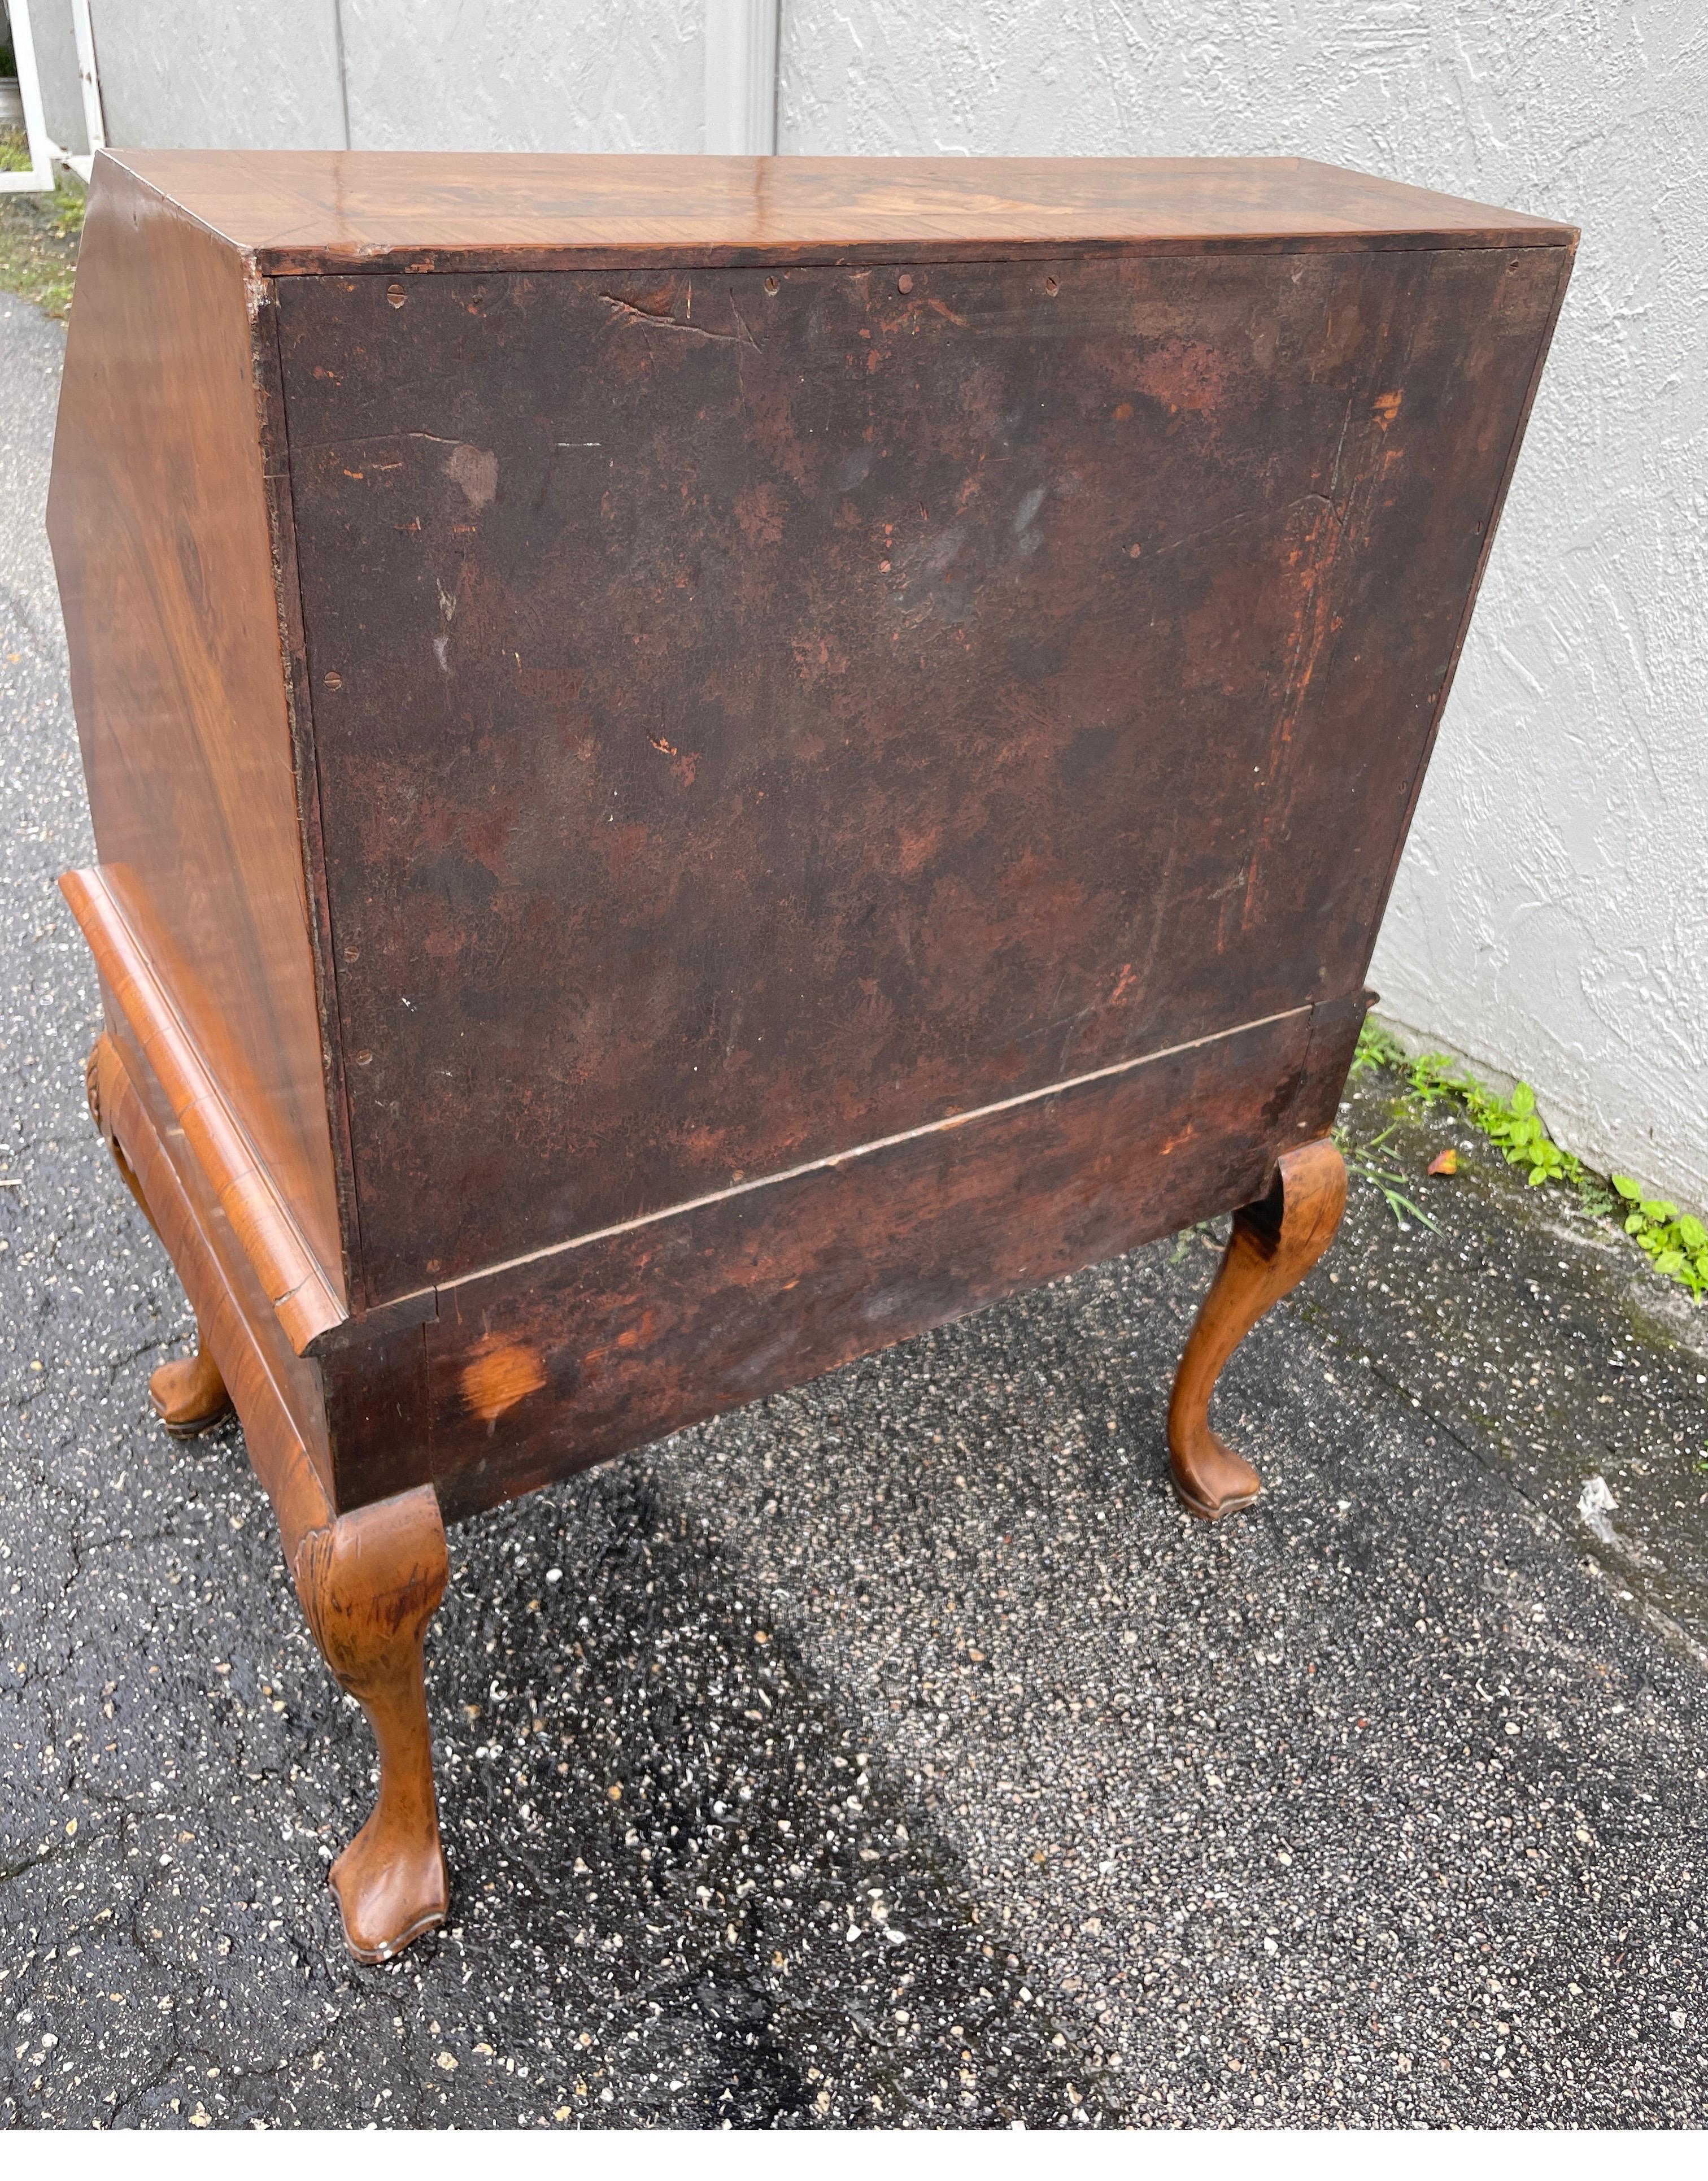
[897,273,914,295]
[386,282,406,308]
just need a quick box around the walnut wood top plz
[104,150,1572,272]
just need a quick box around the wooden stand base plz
[88,1021,1349,1958]
[1167,1138,1347,1521]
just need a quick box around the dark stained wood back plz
[48,163,346,1298]
[275,241,1568,1298]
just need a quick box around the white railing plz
[2,0,106,195]
[69,0,104,178]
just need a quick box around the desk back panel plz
[277,242,1567,1300]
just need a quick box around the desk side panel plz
[47,159,346,1302]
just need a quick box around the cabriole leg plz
[1167,1137,1347,1521]
[148,1317,233,1437]
[293,1485,451,1962]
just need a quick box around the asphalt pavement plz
[2,290,1706,2128]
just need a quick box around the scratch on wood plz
[600,292,760,351]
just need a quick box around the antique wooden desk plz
[50,150,1571,1961]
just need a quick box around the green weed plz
[1350,1020,1705,1301]
[1610,1177,1708,1299]
[1335,1122,1437,1233]
[0,128,84,318]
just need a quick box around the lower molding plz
[88,980,1367,1527]
[91,1035,333,1559]
[61,865,345,1353]
[426,994,1366,1521]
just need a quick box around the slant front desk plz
[50,150,1572,1960]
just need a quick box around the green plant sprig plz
[1350,1021,1706,1301]
[1610,1178,1708,1296]
[1334,1122,1439,1233]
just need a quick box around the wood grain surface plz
[422,1002,1352,1521]
[61,867,345,1352]
[100,149,1572,273]
[1167,1134,1348,1520]
[293,1486,451,1961]
[91,1007,338,1504]
[89,1039,334,1556]
[47,162,346,1298]
[277,242,1566,1297]
[54,151,1571,1533]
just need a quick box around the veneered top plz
[103,149,1574,272]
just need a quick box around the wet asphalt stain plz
[0,1363,1106,2130]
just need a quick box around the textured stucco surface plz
[778,1,1708,1209]
[18,0,87,156]
[339,0,703,154]
[82,0,703,156]
[85,1,350,153]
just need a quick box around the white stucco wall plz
[82,1,702,154]
[85,2,350,151]
[778,3,1707,1208]
[339,0,702,154]
[50,1,1708,1200]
